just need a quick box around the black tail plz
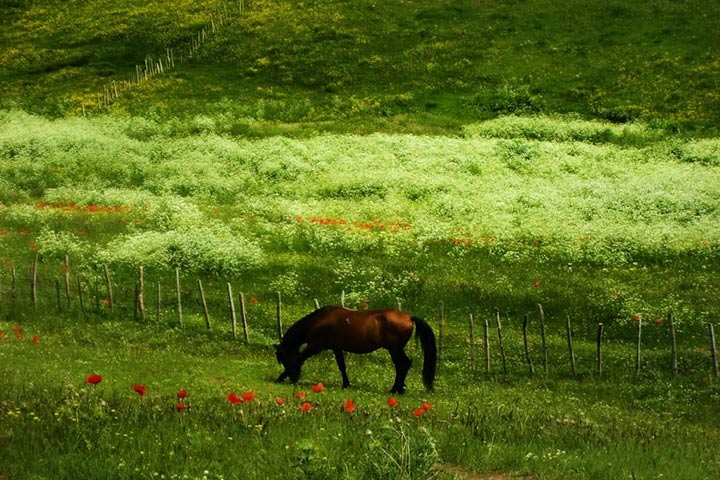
[412,316,437,392]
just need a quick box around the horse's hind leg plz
[333,349,351,388]
[389,348,412,394]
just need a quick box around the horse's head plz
[275,344,302,383]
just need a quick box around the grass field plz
[1,0,720,478]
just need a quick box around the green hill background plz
[2,0,719,134]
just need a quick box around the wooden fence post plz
[635,316,642,377]
[77,275,85,318]
[276,291,283,341]
[64,255,71,307]
[156,282,161,322]
[668,312,678,376]
[523,314,534,375]
[175,268,183,328]
[438,302,445,362]
[239,292,249,343]
[566,315,577,377]
[597,323,604,377]
[55,279,61,312]
[709,323,718,379]
[538,304,548,376]
[31,255,38,309]
[468,313,476,372]
[495,307,507,374]
[137,266,146,321]
[198,279,211,330]
[103,264,113,312]
[227,283,237,339]
[483,316,490,373]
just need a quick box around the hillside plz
[1,0,719,134]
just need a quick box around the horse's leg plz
[276,371,288,383]
[388,348,412,394]
[333,349,350,388]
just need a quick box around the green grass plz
[2,317,719,479]
[1,0,719,133]
[2,0,720,477]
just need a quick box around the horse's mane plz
[281,306,338,349]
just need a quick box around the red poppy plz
[343,399,356,413]
[12,325,20,332]
[29,242,37,250]
[249,297,258,303]
[533,281,541,288]
[632,315,640,321]
[413,407,425,417]
[294,391,306,400]
[655,318,663,326]
[176,402,186,411]
[15,333,22,340]
[422,401,432,411]
[242,391,256,404]
[32,335,40,344]
[300,402,312,412]
[86,373,103,385]
[296,215,303,222]
[275,397,286,406]
[0,332,4,339]
[387,397,399,408]
[227,392,241,405]
[177,390,188,399]
[133,384,147,397]
[311,382,324,393]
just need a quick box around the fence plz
[87,0,248,112]
[2,257,719,382]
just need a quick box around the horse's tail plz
[412,316,437,392]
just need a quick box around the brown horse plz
[275,306,437,393]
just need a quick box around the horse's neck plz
[282,317,311,350]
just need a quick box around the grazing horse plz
[275,306,437,393]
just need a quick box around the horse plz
[275,306,437,393]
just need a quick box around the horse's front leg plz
[333,349,350,388]
[276,371,289,383]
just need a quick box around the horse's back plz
[307,306,414,353]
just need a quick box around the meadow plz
[2,0,720,478]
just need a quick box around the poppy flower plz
[86,373,103,385]
[32,335,40,344]
[249,297,258,304]
[133,384,147,397]
[0,332,4,339]
[413,407,425,417]
[343,399,356,413]
[275,397,286,406]
[632,315,640,321]
[13,325,20,332]
[294,391,306,400]
[227,392,241,405]
[177,390,188,399]
[176,402,186,411]
[655,318,663,326]
[300,402,312,412]
[311,382,324,393]
[241,391,256,404]
[15,333,22,339]
[387,397,399,408]
[422,402,432,411]
[533,281,541,288]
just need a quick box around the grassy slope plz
[1,0,719,133]
[2,1,720,479]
